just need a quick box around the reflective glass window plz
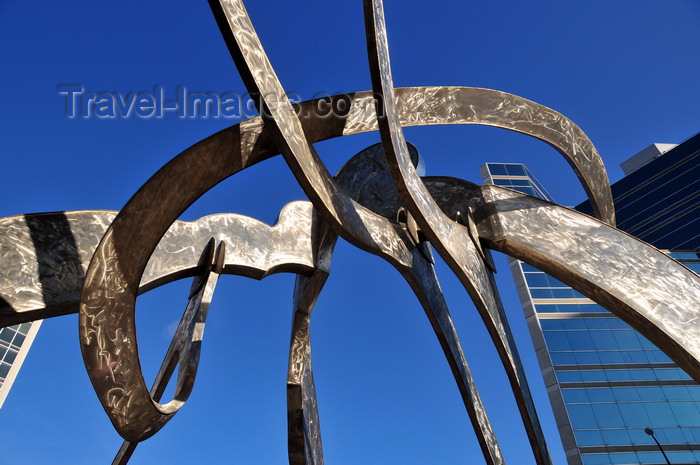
[589,330,619,350]
[562,389,589,403]
[0,362,10,379]
[487,164,508,175]
[643,368,690,381]
[524,273,569,288]
[572,351,600,365]
[4,348,18,365]
[567,331,595,350]
[0,329,16,344]
[505,164,527,176]
[12,333,25,348]
[612,387,641,402]
[543,332,571,351]
[600,428,631,446]
[627,427,654,445]
[557,371,582,383]
[520,263,541,273]
[644,402,676,427]
[509,179,532,187]
[581,454,609,465]
[540,319,564,330]
[598,351,626,364]
[632,451,664,464]
[608,452,638,464]
[574,429,603,446]
[669,252,699,260]
[568,404,598,429]
[686,386,700,399]
[683,261,700,273]
[663,385,692,400]
[561,319,588,330]
[608,330,638,349]
[587,388,614,403]
[670,402,700,425]
[618,403,650,427]
[638,387,664,401]
[666,451,698,463]
[535,303,609,313]
[646,350,672,363]
[550,352,576,365]
[592,403,624,428]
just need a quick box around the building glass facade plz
[0,321,41,407]
[480,134,700,465]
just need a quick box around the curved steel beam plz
[113,239,226,465]
[79,1,617,446]
[471,184,700,383]
[1,202,319,328]
[79,0,616,448]
[217,2,507,461]
[287,211,337,465]
[364,2,548,463]
[335,142,506,463]
[416,175,700,382]
[287,146,504,465]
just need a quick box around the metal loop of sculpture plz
[1,0,698,464]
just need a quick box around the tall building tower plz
[480,132,700,465]
[0,321,41,407]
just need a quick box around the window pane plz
[487,164,508,175]
[670,402,700,425]
[4,348,18,365]
[568,404,598,429]
[619,403,650,427]
[593,404,624,428]
[0,362,10,379]
[644,402,676,427]
[562,389,589,404]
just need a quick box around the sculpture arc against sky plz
[0,0,696,463]
[364,1,551,462]
[1,82,695,460]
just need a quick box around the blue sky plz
[1,1,698,464]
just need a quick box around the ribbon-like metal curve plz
[1,203,319,328]
[287,214,335,465]
[74,20,674,461]
[473,184,700,382]
[76,1,629,453]
[364,1,548,463]
[417,176,700,382]
[334,143,505,463]
[72,80,687,450]
[210,0,509,461]
[113,239,226,465]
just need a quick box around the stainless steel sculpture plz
[0,0,698,463]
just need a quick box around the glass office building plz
[0,321,41,407]
[480,133,700,465]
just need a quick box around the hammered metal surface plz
[287,214,336,465]
[76,0,618,455]
[364,2,548,462]
[67,1,685,461]
[61,81,689,457]
[113,240,225,465]
[474,185,700,382]
[78,201,325,442]
[341,86,615,226]
[1,202,318,328]
[1,1,694,463]
[211,2,508,461]
[336,142,505,464]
